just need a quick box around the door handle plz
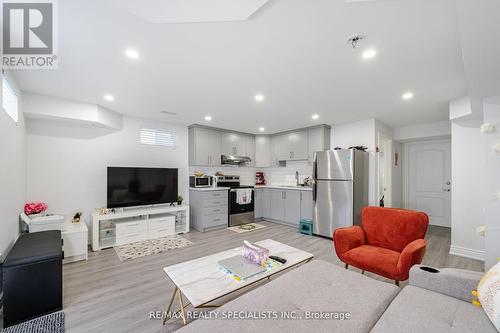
[312,182,317,201]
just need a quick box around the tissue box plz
[241,240,269,265]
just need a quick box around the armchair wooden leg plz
[361,270,365,275]
[344,263,348,269]
[395,280,400,287]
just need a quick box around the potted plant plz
[177,195,184,206]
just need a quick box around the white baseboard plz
[449,245,485,261]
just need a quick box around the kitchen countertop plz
[254,185,313,191]
[189,187,231,192]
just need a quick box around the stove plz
[216,175,254,227]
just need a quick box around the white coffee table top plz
[163,239,314,307]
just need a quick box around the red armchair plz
[333,206,429,285]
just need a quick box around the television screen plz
[107,167,178,208]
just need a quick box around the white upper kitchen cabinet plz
[221,132,246,156]
[275,131,308,161]
[255,135,271,167]
[245,135,255,166]
[307,126,331,164]
[189,126,222,166]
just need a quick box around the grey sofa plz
[176,260,496,332]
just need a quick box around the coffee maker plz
[255,172,266,185]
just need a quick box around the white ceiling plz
[12,0,493,134]
[109,0,269,24]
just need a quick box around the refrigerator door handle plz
[313,154,318,180]
[312,181,317,202]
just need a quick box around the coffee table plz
[162,239,314,325]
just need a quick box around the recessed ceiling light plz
[204,115,212,121]
[259,127,265,132]
[402,92,414,100]
[312,114,320,120]
[125,48,140,60]
[103,94,114,102]
[362,48,377,60]
[255,94,265,102]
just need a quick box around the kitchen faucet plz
[295,171,299,186]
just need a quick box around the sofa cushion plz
[362,207,428,253]
[177,260,400,333]
[343,245,400,279]
[371,286,497,333]
[477,260,500,331]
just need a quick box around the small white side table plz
[62,221,88,264]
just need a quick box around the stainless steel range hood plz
[221,155,252,165]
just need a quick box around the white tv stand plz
[91,205,189,251]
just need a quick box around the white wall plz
[393,120,451,142]
[482,102,500,269]
[0,72,26,256]
[450,118,486,260]
[26,116,189,231]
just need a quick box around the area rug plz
[1,311,64,333]
[114,235,192,261]
[227,223,267,233]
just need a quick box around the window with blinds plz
[140,128,177,148]
[2,76,18,123]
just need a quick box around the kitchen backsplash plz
[189,160,313,186]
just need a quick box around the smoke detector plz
[347,34,366,49]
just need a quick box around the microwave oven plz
[190,176,213,188]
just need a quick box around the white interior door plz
[406,140,451,227]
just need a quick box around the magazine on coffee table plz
[217,257,283,282]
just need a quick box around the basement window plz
[140,128,177,148]
[2,76,18,123]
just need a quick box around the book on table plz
[218,255,266,280]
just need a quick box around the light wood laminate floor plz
[63,222,483,333]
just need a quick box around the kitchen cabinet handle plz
[213,218,221,222]
[128,222,140,226]
[127,233,140,238]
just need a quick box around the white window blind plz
[140,128,177,148]
[2,76,18,123]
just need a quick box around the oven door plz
[229,189,255,226]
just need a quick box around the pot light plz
[362,49,377,60]
[259,127,265,132]
[204,115,212,121]
[255,94,265,102]
[312,114,320,120]
[103,94,114,102]
[125,48,140,60]
[402,92,414,100]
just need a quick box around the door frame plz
[402,138,451,210]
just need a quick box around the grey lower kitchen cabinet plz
[300,190,313,220]
[283,190,301,226]
[269,189,286,221]
[256,188,312,227]
[189,189,228,232]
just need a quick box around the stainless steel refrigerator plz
[312,149,368,238]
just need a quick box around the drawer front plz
[202,205,228,215]
[203,198,227,208]
[202,191,227,200]
[115,220,146,235]
[116,231,147,245]
[203,213,228,228]
[148,226,175,239]
[149,216,175,230]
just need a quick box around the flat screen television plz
[107,167,178,208]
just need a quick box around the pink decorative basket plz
[24,202,48,215]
